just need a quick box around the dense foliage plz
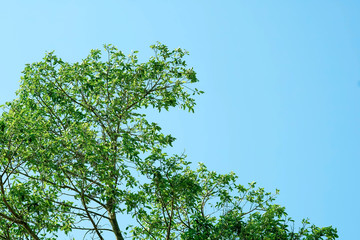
[0,43,337,239]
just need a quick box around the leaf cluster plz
[0,43,337,239]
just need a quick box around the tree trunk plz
[109,211,124,240]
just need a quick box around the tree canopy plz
[0,43,338,239]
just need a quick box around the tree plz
[0,43,337,239]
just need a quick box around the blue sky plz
[1,1,360,239]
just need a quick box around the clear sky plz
[1,1,360,239]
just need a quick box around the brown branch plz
[0,178,40,240]
[80,186,104,240]
[16,170,107,209]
